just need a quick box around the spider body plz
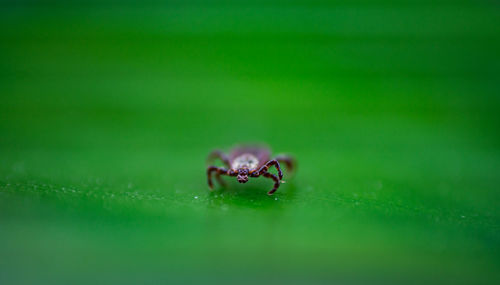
[207,146,295,195]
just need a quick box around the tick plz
[206,146,295,195]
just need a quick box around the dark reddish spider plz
[206,146,296,195]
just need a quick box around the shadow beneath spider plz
[207,179,297,209]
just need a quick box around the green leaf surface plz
[1,1,499,284]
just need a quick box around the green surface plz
[1,1,499,284]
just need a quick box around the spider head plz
[237,169,249,183]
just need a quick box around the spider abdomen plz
[231,154,259,170]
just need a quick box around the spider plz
[206,146,295,195]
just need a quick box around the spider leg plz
[275,154,296,176]
[207,166,230,190]
[263,172,281,195]
[207,150,231,168]
[250,170,261,178]
[256,159,283,180]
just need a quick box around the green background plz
[1,1,499,284]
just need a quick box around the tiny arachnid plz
[206,145,296,195]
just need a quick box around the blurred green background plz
[1,0,499,284]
